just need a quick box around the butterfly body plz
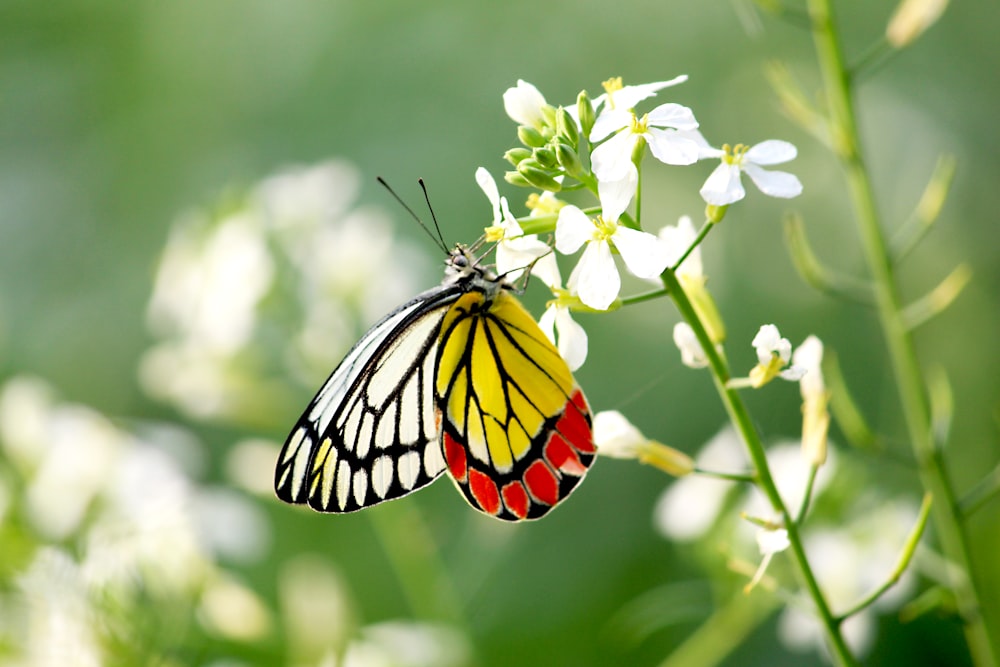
[275,246,594,521]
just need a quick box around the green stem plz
[662,268,859,666]
[807,2,997,664]
[671,219,715,272]
[837,493,933,622]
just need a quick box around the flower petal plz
[700,162,745,206]
[608,76,688,111]
[746,140,797,166]
[612,226,670,279]
[647,103,699,131]
[496,235,550,280]
[529,251,562,291]
[571,239,619,310]
[743,164,803,199]
[475,167,501,213]
[589,109,632,143]
[503,80,547,128]
[554,206,594,255]
[554,306,588,371]
[646,127,701,166]
[752,324,783,364]
[591,129,637,181]
[596,169,637,222]
[658,216,701,277]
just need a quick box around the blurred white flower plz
[699,140,803,206]
[792,335,830,466]
[18,548,101,667]
[342,621,471,667]
[279,556,355,662]
[141,159,430,420]
[226,438,284,497]
[654,427,745,541]
[199,574,272,642]
[746,527,790,593]
[777,500,921,658]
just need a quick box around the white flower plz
[503,80,549,129]
[730,324,806,389]
[589,75,689,117]
[673,322,708,369]
[699,140,803,206]
[555,185,670,311]
[590,103,701,184]
[476,167,552,282]
[593,411,693,476]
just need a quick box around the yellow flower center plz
[602,76,624,109]
[630,112,649,135]
[526,192,563,216]
[593,216,617,241]
[722,143,749,166]
[484,225,505,242]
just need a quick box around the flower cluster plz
[141,160,430,421]
[480,77,803,371]
[0,375,472,666]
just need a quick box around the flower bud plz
[887,0,948,48]
[516,163,562,192]
[504,170,531,188]
[555,143,585,179]
[577,90,596,139]
[706,204,728,223]
[556,107,579,148]
[504,147,532,166]
[517,125,547,148]
[533,146,558,169]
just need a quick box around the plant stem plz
[806,1,997,663]
[661,268,859,666]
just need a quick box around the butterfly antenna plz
[417,178,449,251]
[376,177,449,254]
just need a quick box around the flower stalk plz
[661,266,860,666]
[806,0,997,663]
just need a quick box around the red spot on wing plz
[544,433,587,476]
[524,460,559,506]
[444,433,468,483]
[501,481,529,520]
[469,469,501,515]
[557,389,595,454]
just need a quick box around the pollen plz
[722,143,749,166]
[484,225,505,242]
[630,112,649,135]
[602,76,624,109]
[591,216,617,242]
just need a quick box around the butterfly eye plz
[452,253,469,268]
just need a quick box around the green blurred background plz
[2,1,999,665]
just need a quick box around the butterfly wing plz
[434,289,596,521]
[275,286,462,513]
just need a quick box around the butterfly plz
[274,239,595,521]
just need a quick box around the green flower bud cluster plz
[504,92,594,192]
